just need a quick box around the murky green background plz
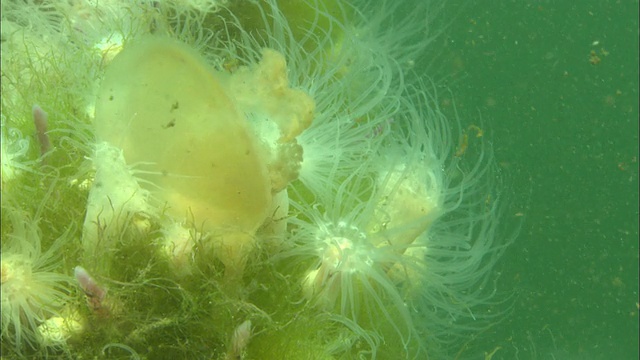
[428,0,639,358]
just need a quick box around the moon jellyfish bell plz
[85,37,314,280]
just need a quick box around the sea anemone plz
[1,205,73,355]
[394,87,515,351]
[0,114,36,189]
[286,196,424,358]
[281,106,439,357]
[279,73,515,358]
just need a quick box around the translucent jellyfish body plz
[85,37,314,279]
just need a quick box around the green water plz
[437,0,639,358]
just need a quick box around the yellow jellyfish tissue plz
[86,37,312,280]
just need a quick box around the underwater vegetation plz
[1,0,518,359]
